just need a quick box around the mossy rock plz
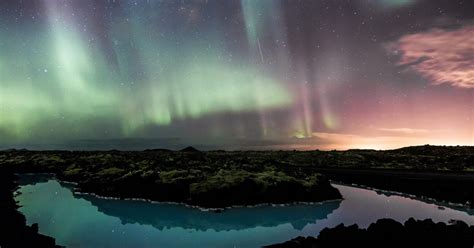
[96,167,126,178]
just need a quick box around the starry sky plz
[1,0,474,150]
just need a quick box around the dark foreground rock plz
[71,169,341,208]
[266,218,474,248]
[0,170,59,248]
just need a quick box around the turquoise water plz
[15,176,474,248]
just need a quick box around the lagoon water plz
[15,176,474,248]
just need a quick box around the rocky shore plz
[65,169,342,209]
[0,170,59,247]
[266,218,474,248]
[0,149,342,208]
[315,168,474,207]
[1,146,474,247]
[2,146,474,207]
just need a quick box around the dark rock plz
[266,218,474,248]
[0,170,60,248]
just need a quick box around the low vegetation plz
[2,145,474,174]
[1,145,474,207]
[0,148,345,208]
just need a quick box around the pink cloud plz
[391,25,474,88]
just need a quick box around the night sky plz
[1,0,474,150]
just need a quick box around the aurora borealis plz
[1,0,474,150]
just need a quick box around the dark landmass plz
[266,218,474,248]
[180,146,201,152]
[0,171,59,248]
[2,145,474,247]
[0,148,341,208]
[316,167,474,207]
[1,145,473,206]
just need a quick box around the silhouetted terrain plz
[1,145,474,247]
[0,171,59,248]
[266,218,474,248]
[0,147,343,208]
[1,145,473,206]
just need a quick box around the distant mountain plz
[180,146,200,152]
[390,144,474,155]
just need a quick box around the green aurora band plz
[3,0,471,150]
[0,0,293,143]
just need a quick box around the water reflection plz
[15,175,474,248]
[15,176,340,247]
[78,193,340,231]
[370,187,474,216]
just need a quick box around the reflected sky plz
[77,194,341,231]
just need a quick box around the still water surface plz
[15,175,474,248]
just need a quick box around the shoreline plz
[43,175,343,212]
[18,173,474,211]
[0,172,59,247]
[20,174,473,213]
[302,167,474,207]
[266,218,474,247]
[331,181,473,209]
[72,189,344,212]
